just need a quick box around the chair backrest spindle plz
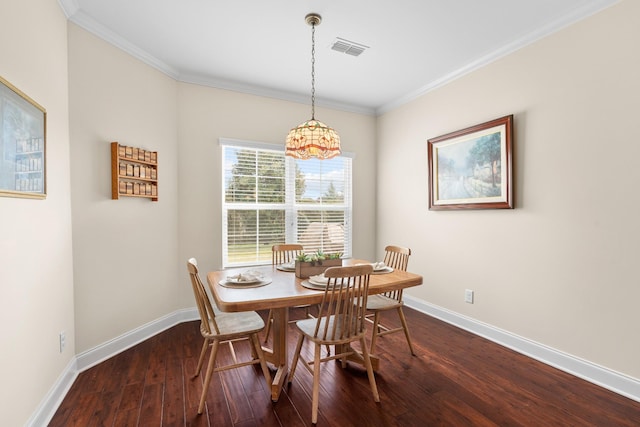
[187,258,220,335]
[382,246,411,301]
[272,243,303,265]
[313,264,373,342]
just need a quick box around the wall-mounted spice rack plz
[110,142,158,201]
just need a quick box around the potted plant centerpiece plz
[294,250,343,279]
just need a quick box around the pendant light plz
[285,13,341,160]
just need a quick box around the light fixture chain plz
[285,13,340,160]
[311,21,316,120]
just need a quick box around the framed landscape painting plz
[427,115,513,210]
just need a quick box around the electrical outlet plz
[59,331,66,353]
[465,289,474,304]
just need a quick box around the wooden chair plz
[264,244,310,342]
[187,258,272,414]
[366,245,416,355]
[288,264,380,424]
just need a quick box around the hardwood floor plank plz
[112,407,139,427]
[246,388,284,427]
[138,382,164,426]
[183,357,205,413]
[86,390,120,427]
[270,387,307,427]
[162,357,185,426]
[118,382,144,412]
[144,335,168,386]
[102,347,134,393]
[220,368,253,424]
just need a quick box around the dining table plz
[206,258,423,402]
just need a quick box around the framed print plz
[428,115,513,210]
[0,75,46,199]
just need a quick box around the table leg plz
[262,307,289,402]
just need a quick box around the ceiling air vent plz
[331,37,369,57]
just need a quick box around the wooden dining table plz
[206,258,423,402]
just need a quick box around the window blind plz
[221,139,352,267]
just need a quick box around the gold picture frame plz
[0,75,46,199]
[428,115,513,210]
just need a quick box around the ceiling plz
[59,0,619,115]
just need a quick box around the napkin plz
[309,274,327,284]
[227,270,262,282]
[372,261,386,270]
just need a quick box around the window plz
[221,139,352,267]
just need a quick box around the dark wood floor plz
[49,307,640,426]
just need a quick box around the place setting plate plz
[276,262,296,272]
[219,271,272,288]
[372,265,394,274]
[301,274,329,290]
[357,262,394,274]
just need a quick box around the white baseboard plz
[403,295,640,403]
[75,308,199,372]
[25,356,78,427]
[28,308,199,427]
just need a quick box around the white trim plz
[219,137,283,152]
[182,74,375,116]
[65,9,180,79]
[29,308,199,426]
[403,294,640,403]
[56,0,78,18]
[25,357,77,427]
[76,308,199,371]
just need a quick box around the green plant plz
[295,251,342,265]
[296,253,311,262]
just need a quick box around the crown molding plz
[179,74,375,116]
[63,6,181,79]
[56,0,78,18]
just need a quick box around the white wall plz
[377,0,640,380]
[0,0,73,425]
[68,24,180,353]
[176,82,378,304]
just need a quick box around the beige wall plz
[0,0,73,425]
[377,0,640,380]
[67,21,377,351]
[68,24,180,353]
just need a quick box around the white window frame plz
[220,138,353,267]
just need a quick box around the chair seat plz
[296,315,361,345]
[366,294,403,311]
[204,311,265,340]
